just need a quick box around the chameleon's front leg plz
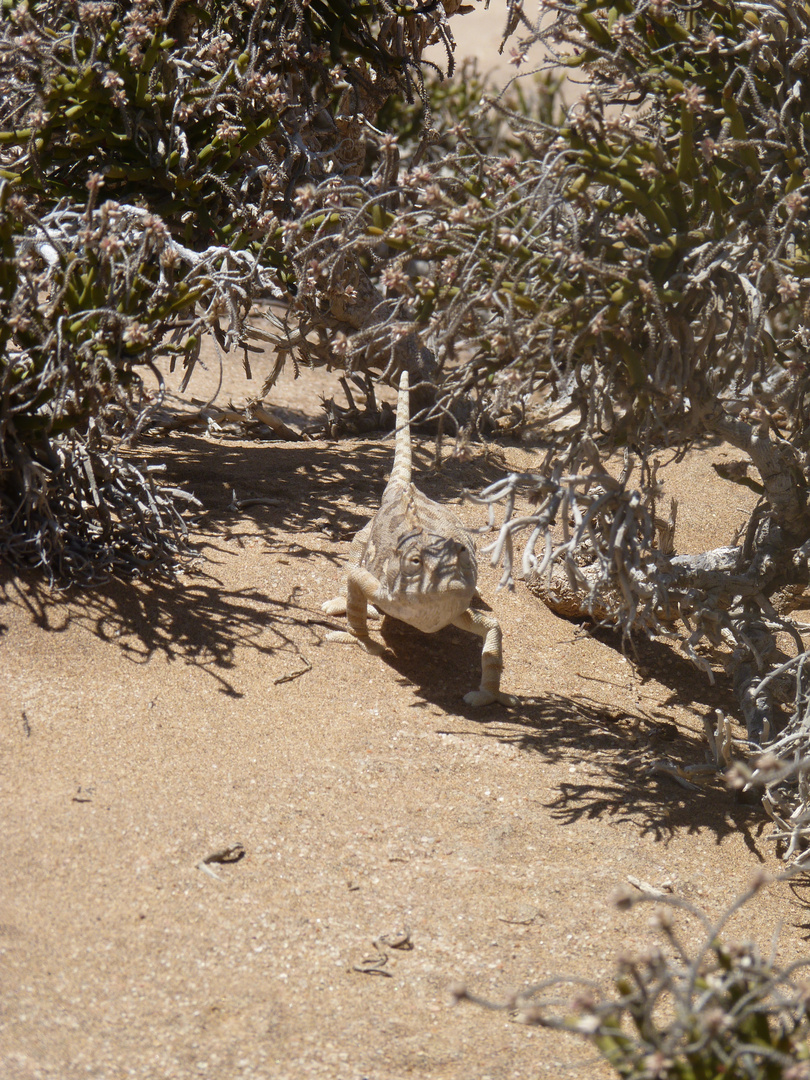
[322,523,380,620]
[452,609,518,707]
[325,566,386,655]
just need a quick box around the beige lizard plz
[322,371,517,707]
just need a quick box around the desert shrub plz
[376,56,567,160]
[456,873,810,1080]
[0,0,459,581]
[476,0,810,839]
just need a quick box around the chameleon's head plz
[396,531,477,599]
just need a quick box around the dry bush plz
[0,0,458,580]
[457,872,810,1080]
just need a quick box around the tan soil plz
[3,19,809,1079]
[2,339,809,1080]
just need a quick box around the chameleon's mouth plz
[446,577,472,591]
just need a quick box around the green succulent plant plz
[458,874,810,1080]
[0,0,456,581]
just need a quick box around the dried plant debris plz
[352,927,412,976]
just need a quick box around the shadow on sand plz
[1,430,762,852]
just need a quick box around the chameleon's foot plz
[464,688,519,708]
[325,630,386,656]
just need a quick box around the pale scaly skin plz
[322,371,517,707]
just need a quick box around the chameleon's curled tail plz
[387,369,412,489]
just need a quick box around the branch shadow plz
[1,432,506,695]
[148,430,506,546]
[786,878,810,941]
[446,690,767,856]
[586,625,739,714]
[0,562,327,698]
[354,596,767,854]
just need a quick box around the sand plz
[2,343,805,1080]
[3,10,807,1078]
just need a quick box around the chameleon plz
[322,370,516,707]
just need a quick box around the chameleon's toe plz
[326,630,385,656]
[322,598,347,616]
[463,688,518,708]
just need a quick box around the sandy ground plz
[2,337,810,1080]
[3,7,810,1079]
[427,3,517,75]
[427,0,559,82]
